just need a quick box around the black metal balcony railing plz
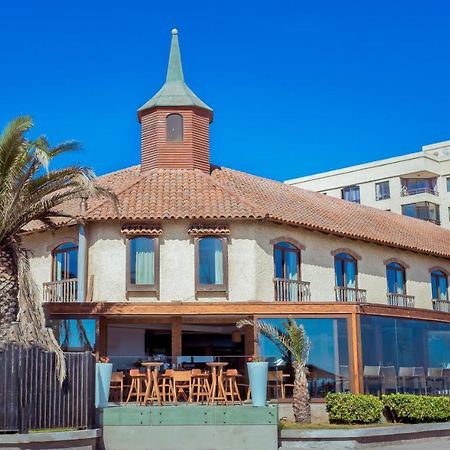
[274,278,311,302]
[432,299,450,312]
[334,286,367,303]
[42,278,78,303]
[387,292,415,308]
[400,187,439,197]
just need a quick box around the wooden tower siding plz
[140,107,211,173]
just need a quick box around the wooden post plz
[244,320,256,356]
[171,316,182,358]
[350,312,362,393]
[96,316,108,359]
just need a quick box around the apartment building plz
[286,141,450,228]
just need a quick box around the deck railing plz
[400,187,438,197]
[274,278,311,302]
[432,299,450,312]
[387,292,415,308]
[335,286,367,303]
[42,278,78,303]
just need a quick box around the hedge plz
[326,393,383,424]
[382,394,450,424]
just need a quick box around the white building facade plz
[286,141,450,229]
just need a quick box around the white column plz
[77,224,87,302]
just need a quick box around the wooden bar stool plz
[223,369,242,404]
[159,369,175,402]
[125,369,146,405]
[191,369,210,403]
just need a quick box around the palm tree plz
[237,318,311,423]
[0,116,114,379]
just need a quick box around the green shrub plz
[326,393,383,424]
[382,394,450,424]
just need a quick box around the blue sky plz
[1,1,450,181]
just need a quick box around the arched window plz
[197,237,227,289]
[431,270,448,301]
[334,253,357,289]
[166,113,183,143]
[386,262,406,294]
[127,237,157,289]
[274,242,300,281]
[52,242,78,281]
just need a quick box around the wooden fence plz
[0,345,95,433]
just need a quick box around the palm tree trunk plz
[0,243,19,337]
[292,361,311,423]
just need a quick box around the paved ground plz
[383,439,450,449]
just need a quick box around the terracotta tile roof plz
[24,164,450,259]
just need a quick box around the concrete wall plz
[23,218,450,309]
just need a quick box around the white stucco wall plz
[23,218,450,309]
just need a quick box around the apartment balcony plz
[334,286,367,303]
[274,278,311,302]
[42,279,78,303]
[400,187,438,197]
[387,293,415,308]
[432,299,450,312]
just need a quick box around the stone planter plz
[247,361,268,407]
[95,362,113,408]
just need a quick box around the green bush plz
[326,393,383,424]
[382,394,450,424]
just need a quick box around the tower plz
[138,29,213,173]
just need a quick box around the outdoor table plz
[206,362,228,405]
[142,362,163,406]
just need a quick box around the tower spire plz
[166,29,184,82]
[138,28,212,119]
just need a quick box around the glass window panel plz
[431,271,448,301]
[259,318,349,398]
[386,263,405,294]
[274,248,284,278]
[166,114,183,142]
[53,243,78,281]
[130,237,155,285]
[51,319,96,352]
[199,237,224,285]
[447,178,450,192]
[285,251,298,280]
[361,315,450,394]
[375,181,390,201]
[342,186,360,203]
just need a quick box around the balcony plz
[432,299,450,312]
[387,293,415,308]
[43,279,78,303]
[334,287,367,303]
[274,278,311,302]
[400,187,438,197]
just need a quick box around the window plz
[401,202,440,225]
[50,319,96,352]
[386,262,406,294]
[446,177,450,192]
[431,270,448,301]
[52,242,78,281]
[166,113,183,142]
[127,237,158,290]
[341,185,360,203]
[375,181,390,200]
[361,316,450,395]
[334,253,357,288]
[259,318,349,398]
[274,242,300,281]
[196,237,227,290]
